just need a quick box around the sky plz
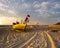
[0,0,60,25]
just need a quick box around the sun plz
[0,18,4,25]
[0,21,3,25]
[0,17,4,25]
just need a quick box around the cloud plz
[34,1,60,16]
[7,9,16,15]
[22,0,26,2]
[34,2,50,17]
[0,2,8,7]
[22,3,31,9]
[0,2,17,15]
[54,3,60,8]
[0,8,16,15]
[41,2,49,7]
[0,2,8,10]
[33,1,40,8]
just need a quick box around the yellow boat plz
[13,24,27,30]
[12,14,30,31]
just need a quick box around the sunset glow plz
[0,15,22,25]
